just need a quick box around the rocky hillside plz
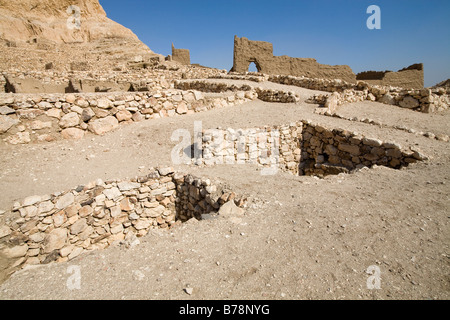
[0,0,160,72]
[0,0,147,44]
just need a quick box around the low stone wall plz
[0,167,245,270]
[200,124,301,174]
[209,74,269,82]
[1,67,225,93]
[0,89,256,144]
[175,79,253,93]
[270,75,450,113]
[192,121,428,177]
[254,87,300,103]
[174,80,300,103]
[298,121,427,176]
[323,112,450,143]
[269,74,356,92]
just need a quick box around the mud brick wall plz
[0,168,245,270]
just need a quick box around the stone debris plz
[184,287,194,295]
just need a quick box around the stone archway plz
[247,58,262,73]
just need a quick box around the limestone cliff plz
[0,0,148,45]
[0,0,160,72]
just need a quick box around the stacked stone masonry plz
[174,80,300,103]
[269,75,449,113]
[0,168,245,270]
[230,36,357,83]
[194,121,428,177]
[209,73,269,83]
[2,67,226,94]
[356,64,424,89]
[0,89,256,144]
[171,44,191,66]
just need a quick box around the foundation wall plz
[0,168,245,268]
[195,121,427,176]
[269,75,449,113]
[0,89,256,145]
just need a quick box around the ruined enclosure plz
[0,168,246,269]
[3,76,139,94]
[231,36,425,89]
[197,121,426,178]
[230,36,357,83]
[171,43,191,65]
[356,63,424,89]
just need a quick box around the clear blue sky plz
[100,0,450,87]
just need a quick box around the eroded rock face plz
[0,0,161,73]
[0,0,143,44]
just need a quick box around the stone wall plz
[298,121,427,176]
[193,121,428,177]
[1,67,225,94]
[269,74,357,92]
[356,64,424,89]
[0,89,256,144]
[0,75,5,93]
[230,36,357,83]
[174,80,300,103]
[172,44,191,65]
[270,75,449,113]
[0,168,245,269]
[209,73,269,83]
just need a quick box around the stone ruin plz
[230,36,357,83]
[171,43,191,65]
[230,36,424,89]
[356,64,424,89]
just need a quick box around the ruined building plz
[171,43,190,65]
[230,36,356,83]
[356,64,424,89]
[230,36,424,88]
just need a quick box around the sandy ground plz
[0,81,449,299]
